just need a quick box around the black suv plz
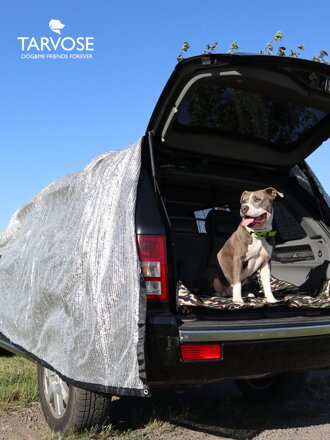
[1,54,330,433]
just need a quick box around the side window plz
[290,165,313,197]
[273,200,307,242]
[194,208,211,234]
[194,207,232,234]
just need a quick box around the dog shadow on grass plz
[108,371,330,440]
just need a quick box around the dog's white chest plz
[243,238,272,277]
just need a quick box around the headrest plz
[205,209,237,236]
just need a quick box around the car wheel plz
[37,364,112,433]
[235,371,308,403]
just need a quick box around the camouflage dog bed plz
[178,274,330,311]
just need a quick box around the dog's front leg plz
[232,256,244,303]
[260,261,277,303]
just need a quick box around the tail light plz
[181,344,222,361]
[137,235,169,300]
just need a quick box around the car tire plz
[37,364,112,433]
[235,371,308,403]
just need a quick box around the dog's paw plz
[267,298,278,304]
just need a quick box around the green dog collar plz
[243,225,277,239]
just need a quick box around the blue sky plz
[0,0,329,230]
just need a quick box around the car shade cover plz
[0,139,148,396]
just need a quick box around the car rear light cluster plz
[181,344,222,361]
[137,235,168,300]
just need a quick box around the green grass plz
[0,355,39,411]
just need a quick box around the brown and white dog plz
[213,187,284,303]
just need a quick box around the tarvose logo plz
[49,19,65,35]
[17,19,94,60]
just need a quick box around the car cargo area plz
[154,153,330,317]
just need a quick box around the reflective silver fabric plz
[0,140,145,393]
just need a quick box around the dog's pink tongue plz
[242,217,255,226]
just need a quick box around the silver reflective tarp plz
[0,139,147,395]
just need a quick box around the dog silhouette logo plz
[49,19,65,35]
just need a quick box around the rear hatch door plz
[147,54,330,167]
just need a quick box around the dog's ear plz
[240,191,250,203]
[264,187,284,199]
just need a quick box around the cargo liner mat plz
[178,275,330,311]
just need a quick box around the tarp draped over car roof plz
[0,139,148,396]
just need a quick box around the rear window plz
[175,81,326,145]
[284,68,330,94]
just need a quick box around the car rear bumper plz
[146,312,330,386]
[180,323,330,342]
